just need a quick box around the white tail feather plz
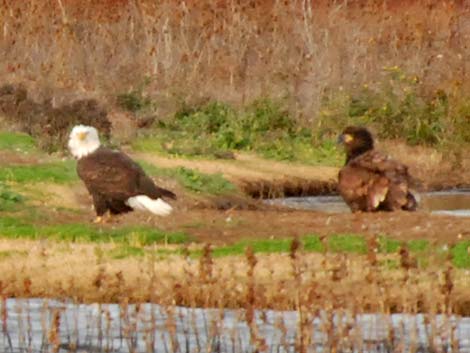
[126,195,173,216]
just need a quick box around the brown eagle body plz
[77,147,176,216]
[337,126,417,212]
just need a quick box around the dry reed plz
[1,1,468,119]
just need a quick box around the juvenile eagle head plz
[68,125,101,159]
[338,126,374,164]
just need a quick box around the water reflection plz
[266,190,470,217]
[2,299,470,353]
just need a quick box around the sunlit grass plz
[0,183,25,211]
[140,160,237,195]
[0,160,78,183]
[451,241,470,268]
[0,131,37,152]
[130,100,344,167]
[0,216,191,245]
[0,154,236,195]
[327,234,367,254]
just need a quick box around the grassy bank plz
[0,236,469,317]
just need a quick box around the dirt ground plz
[2,145,470,311]
[30,174,470,247]
[2,142,470,245]
[98,206,469,245]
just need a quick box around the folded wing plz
[338,150,416,212]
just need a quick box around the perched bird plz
[337,126,417,212]
[68,125,176,223]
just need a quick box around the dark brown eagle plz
[337,126,417,212]
[68,125,176,223]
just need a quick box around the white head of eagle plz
[68,125,177,220]
[68,125,101,159]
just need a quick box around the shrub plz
[116,77,155,113]
[0,84,111,152]
[316,67,467,147]
[0,183,25,211]
[137,98,342,166]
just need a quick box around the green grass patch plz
[0,183,25,211]
[0,160,77,184]
[316,66,470,148]
[0,132,37,152]
[378,236,401,253]
[303,235,325,252]
[451,241,470,269]
[328,234,367,254]
[408,239,430,252]
[211,235,324,257]
[140,161,236,195]
[132,99,343,166]
[0,217,191,245]
[213,238,292,257]
[172,167,236,194]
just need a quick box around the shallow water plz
[2,299,470,353]
[266,189,470,217]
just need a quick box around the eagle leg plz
[93,213,114,224]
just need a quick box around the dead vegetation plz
[1,1,469,118]
[0,238,469,316]
[0,84,110,152]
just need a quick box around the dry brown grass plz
[1,1,469,118]
[1,238,470,316]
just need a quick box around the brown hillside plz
[1,1,469,116]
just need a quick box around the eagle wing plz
[77,148,176,201]
[338,150,415,211]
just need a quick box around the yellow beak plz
[78,131,88,141]
[343,134,353,143]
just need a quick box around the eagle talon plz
[93,216,103,224]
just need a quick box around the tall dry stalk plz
[1,1,468,120]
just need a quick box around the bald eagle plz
[337,126,417,212]
[68,125,176,223]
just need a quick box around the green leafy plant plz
[316,67,466,147]
[0,183,25,211]
[134,98,342,166]
[117,78,154,113]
